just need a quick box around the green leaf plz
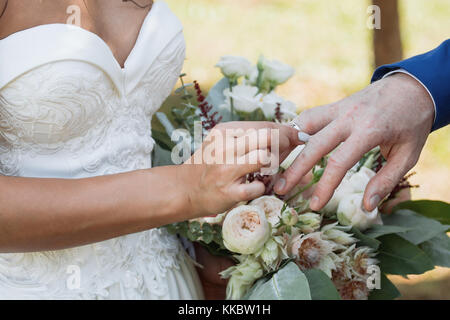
[377,234,434,275]
[382,209,448,244]
[152,143,174,167]
[303,269,340,300]
[419,233,450,268]
[151,129,175,151]
[351,227,381,249]
[368,273,401,300]
[394,200,450,227]
[364,224,413,239]
[245,262,311,300]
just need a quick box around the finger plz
[274,121,349,195]
[292,103,338,135]
[234,149,276,177]
[309,134,380,210]
[363,145,418,211]
[231,180,266,202]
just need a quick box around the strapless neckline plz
[0,1,183,95]
[0,3,155,70]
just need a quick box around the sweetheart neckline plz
[0,1,157,71]
[0,1,184,95]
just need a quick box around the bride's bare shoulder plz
[0,0,70,39]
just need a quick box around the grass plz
[157,0,450,299]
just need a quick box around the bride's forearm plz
[0,166,191,253]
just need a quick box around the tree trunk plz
[372,0,403,67]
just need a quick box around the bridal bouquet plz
[153,55,450,300]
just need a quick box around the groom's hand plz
[274,73,435,212]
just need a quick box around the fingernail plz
[298,132,310,143]
[369,195,381,211]
[310,196,319,209]
[275,178,286,192]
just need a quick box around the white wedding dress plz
[0,1,203,299]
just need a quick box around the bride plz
[0,0,301,299]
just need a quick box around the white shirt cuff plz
[382,69,437,124]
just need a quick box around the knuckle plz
[327,155,347,171]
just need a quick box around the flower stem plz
[285,180,315,203]
[229,81,235,121]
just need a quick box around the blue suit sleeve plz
[371,39,450,131]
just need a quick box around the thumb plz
[232,180,266,202]
[363,146,417,211]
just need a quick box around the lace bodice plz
[0,1,202,299]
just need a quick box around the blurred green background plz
[157,0,450,299]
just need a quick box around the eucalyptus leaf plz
[205,77,229,110]
[419,233,450,268]
[382,209,448,245]
[364,224,413,239]
[368,273,401,300]
[151,129,175,151]
[152,143,174,167]
[155,112,175,136]
[303,269,340,300]
[377,234,434,275]
[245,262,311,300]
[394,200,450,227]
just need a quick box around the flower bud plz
[260,238,279,268]
[222,205,270,254]
[337,193,382,231]
[220,255,263,300]
[297,212,321,234]
[281,208,299,226]
[321,223,357,246]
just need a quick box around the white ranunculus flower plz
[222,205,270,254]
[250,195,284,227]
[260,56,295,86]
[337,193,382,231]
[222,84,262,113]
[260,92,297,119]
[215,55,253,79]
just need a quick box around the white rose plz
[260,56,295,86]
[337,193,382,231]
[222,205,270,254]
[222,84,262,113]
[250,195,284,227]
[215,55,252,79]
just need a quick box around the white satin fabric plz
[0,1,203,299]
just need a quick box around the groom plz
[274,39,450,211]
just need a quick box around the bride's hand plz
[178,121,303,219]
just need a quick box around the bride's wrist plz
[174,164,201,220]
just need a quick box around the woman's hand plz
[194,242,234,300]
[178,121,302,219]
[274,73,434,212]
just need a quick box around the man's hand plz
[274,73,435,211]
